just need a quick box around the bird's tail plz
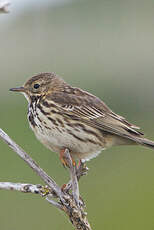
[136,137,154,149]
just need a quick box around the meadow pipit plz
[10,72,154,165]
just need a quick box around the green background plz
[1,0,154,229]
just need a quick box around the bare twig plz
[0,182,41,193]
[46,196,63,210]
[63,149,80,205]
[0,128,92,230]
[0,182,63,210]
[0,1,10,13]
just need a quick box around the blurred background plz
[1,0,154,229]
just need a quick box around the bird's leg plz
[60,148,76,168]
[60,149,67,168]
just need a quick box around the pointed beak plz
[9,87,26,93]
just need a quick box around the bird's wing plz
[48,88,143,139]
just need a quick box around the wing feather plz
[47,89,143,140]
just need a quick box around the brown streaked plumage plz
[10,72,154,162]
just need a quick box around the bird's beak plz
[9,87,26,93]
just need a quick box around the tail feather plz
[136,138,154,149]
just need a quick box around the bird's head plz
[10,72,65,102]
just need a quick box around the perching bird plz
[10,72,154,164]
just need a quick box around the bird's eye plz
[33,83,40,89]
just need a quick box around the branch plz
[0,1,10,13]
[0,182,41,193]
[62,149,80,205]
[0,182,63,210]
[0,128,92,230]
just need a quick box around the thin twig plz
[0,182,63,210]
[63,149,80,205]
[0,182,41,193]
[46,196,63,210]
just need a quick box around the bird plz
[10,72,154,165]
